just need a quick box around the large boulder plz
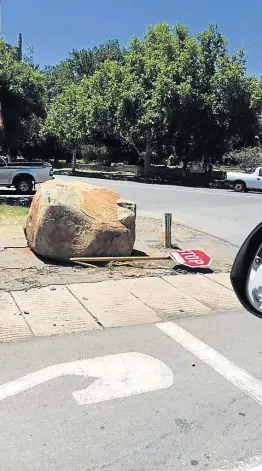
[25,179,136,262]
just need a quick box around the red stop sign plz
[169,249,213,268]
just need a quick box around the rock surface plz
[25,179,136,261]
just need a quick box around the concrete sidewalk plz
[0,273,241,343]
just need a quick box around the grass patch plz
[0,204,29,223]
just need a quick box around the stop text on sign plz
[179,250,206,265]
[168,249,213,268]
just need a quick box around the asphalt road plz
[2,176,262,246]
[1,310,262,471]
[57,176,262,247]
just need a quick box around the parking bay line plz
[156,322,262,406]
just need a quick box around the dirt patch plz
[0,213,237,292]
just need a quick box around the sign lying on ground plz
[169,249,213,268]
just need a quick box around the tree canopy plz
[2,23,262,171]
[0,39,45,158]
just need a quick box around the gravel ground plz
[0,213,237,292]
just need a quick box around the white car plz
[226,167,262,192]
[0,157,54,194]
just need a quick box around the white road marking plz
[212,454,262,470]
[0,352,173,406]
[156,322,262,406]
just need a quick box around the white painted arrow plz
[211,454,262,471]
[0,352,173,405]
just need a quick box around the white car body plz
[0,157,53,192]
[226,167,262,192]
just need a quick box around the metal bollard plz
[161,213,172,248]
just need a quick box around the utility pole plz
[18,33,22,61]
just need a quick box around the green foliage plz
[44,61,74,104]
[44,22,261,174]
[2,23,262,171]
[41,82,87,145]
[68,40,124,82]
[225,147,262,172]
[0,39,45,157]
[43,40,124,104]
[81,144,109,163]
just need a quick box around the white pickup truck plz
[226,167,262,192]
[0,157,53,194]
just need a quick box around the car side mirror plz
[231,222,262,318]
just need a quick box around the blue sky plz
[4,0,262,74]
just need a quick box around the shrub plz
[81,144,109,163]
[224,147,262,173]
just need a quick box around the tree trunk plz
[130,135,152,176]
[72,147,77,174]
[143,152,151,177]
[143,138,152,177]
[9,148,18,162]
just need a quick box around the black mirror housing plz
[231,221,262,318]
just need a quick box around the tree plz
[80,23,262,174]
[43,40,124,103]
[68,40,124,82]
[78,24,187,174]
[44,61,74,104]
[41,22,262,173]
[0,39,45,159]
[42,40,125,163]
[41,82,88,171]
[165,23,262,165]
[205,46,262,159]
[167,23,228,164]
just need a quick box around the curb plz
[0,273,241,344]
[54,170,225,189]
[0,195,33,207]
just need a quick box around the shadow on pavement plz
[172,264,214,275]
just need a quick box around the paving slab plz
[12,285,99,336]
[67,280,160,327]
[0,225,27,248]
[118,277,211,318]
[164,274,241,311]
[0,248,45,269]
[0,292,32,342]
[205,272,233,290]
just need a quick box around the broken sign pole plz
[70,255,170,263]
[161,213,172,248]
[73,260,98,269]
